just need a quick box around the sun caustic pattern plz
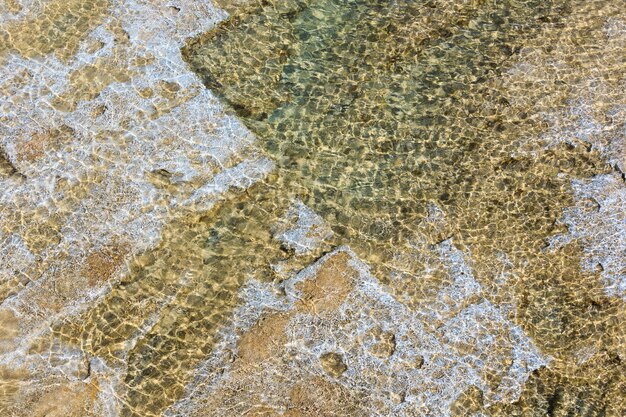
[1,0,625,416]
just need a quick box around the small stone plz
[390,391,405,404]
[370,330,396,358]
[414,355,425,369]
[320,352,347,377]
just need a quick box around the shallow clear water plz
[183,0,594,268]
[49,0,625,415]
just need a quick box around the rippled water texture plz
[2,0,625,416]
[182,0,625,414]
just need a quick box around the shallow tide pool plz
[2,0,625,416]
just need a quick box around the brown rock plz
[369,328,396,358]
[0,309,19,342]
[28,381,100,417]
[237,312,290,365]
[296,252,356,314]
[319,352,347,378]
[82,244,129,286]
[17,126,74,162]
[287,377,359,417]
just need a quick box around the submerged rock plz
[167,247,547,416]
[1,0,624,415]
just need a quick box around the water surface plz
[54,0,625,415]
